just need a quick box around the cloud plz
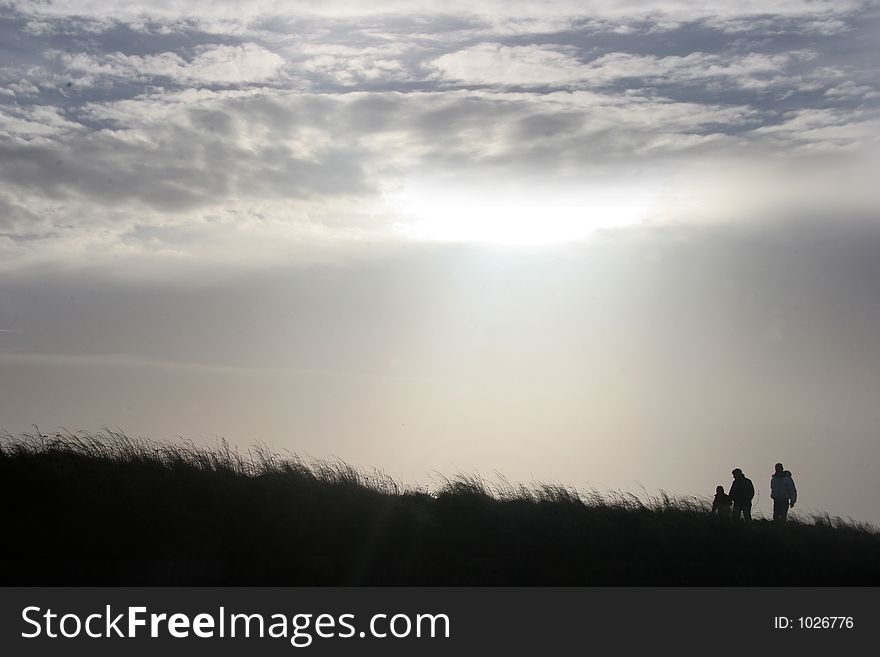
[0,103,82,138]
[0,0,876,273]
[432,44,588,87]
[7,1,868,24]
[4,78,869,271]
[1,86,759,203]
[55,43,286,86]
[824,81,879,100]
[584,51,810,88]
[750,108,880,151]
[3,1,870,62]
[293,44,412,87]
[0,86,743,269]
[1,80,41,97]
[431,43,821,91]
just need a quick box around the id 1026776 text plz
[773,617,854,629]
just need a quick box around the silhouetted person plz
[770,463,797,521]
[729,468,755,521]
[711,485,732,518]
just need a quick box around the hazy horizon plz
[1,1,879,524]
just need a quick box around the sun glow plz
[390,182,658,245]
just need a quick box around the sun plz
[390,181,657,245]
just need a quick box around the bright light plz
[390,181,657,245]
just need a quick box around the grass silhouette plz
[2,429,877,585]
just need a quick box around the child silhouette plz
[711,485,732,518]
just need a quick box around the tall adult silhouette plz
[729,468,755,521]
[770,463,797,521]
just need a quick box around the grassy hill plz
[2,430,877,585]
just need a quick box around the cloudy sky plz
[1,1,879,523]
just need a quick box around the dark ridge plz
[2,430,877,585]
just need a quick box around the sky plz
[1,1,879,524]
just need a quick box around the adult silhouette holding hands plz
[729,468,755,521]
[771,463,797,521]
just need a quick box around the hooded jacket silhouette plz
[770,470,797,504]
